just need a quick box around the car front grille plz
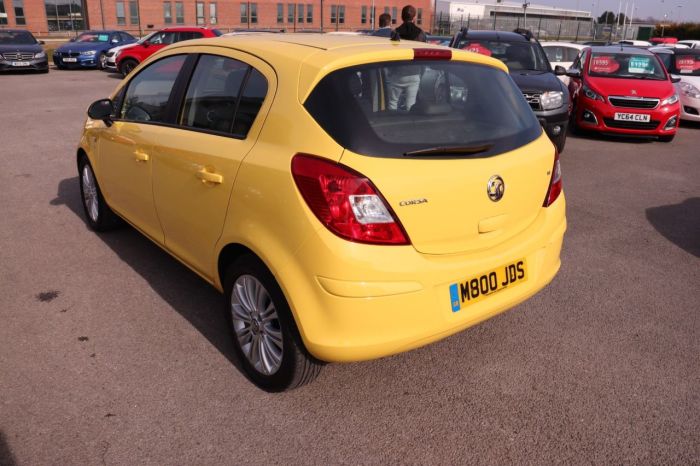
[609,96,659,109]
[522,92,542,111]
[55,51,80,57]
[2,52,35,60]
[603,118,660,130]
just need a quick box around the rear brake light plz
[291,154,410,245]
[413,48,452,60]
[543,150,562,207]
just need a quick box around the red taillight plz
[291,154,410,245]
[413,48,452,60]
[543,150,562,207]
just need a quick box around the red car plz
[568,46,681,141]
[116,27,221,76]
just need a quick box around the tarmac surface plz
[1,68,698,465]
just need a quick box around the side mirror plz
[39,40,45,45]
[554,65,567,76]
[69,37,76,42]
[566,69,582,79]
[670,75,681,83]
[142,41,150,47]
[88,99,114,126]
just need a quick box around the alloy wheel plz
[81,164,99,223]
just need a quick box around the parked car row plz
[0,29,49,73]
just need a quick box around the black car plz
[0,29,49,73]
[449,29,570,152]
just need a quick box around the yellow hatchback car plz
[79,34,566,391]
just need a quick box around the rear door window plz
[304,60,541,158]
[178,31,204,41]
[120,54,186,122]
[178,54,268,137]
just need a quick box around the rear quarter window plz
[304,60,541,158]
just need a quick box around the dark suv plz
[449,29,570,152]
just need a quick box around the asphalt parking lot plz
[1,68,698,465]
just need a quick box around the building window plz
[175,1,184,22]
[240,2,247,22]
[287,3,293,23]
[361,5,366,23]
[196,1,204,24]
[306,3,311,22]
[338,5,344,23]
[416,7,422,24]
[129,0,138,25]
[250,3,257,23]
[0,0,6,25]
[12,0,25,24]
[297,3,302,23]
[391,6,397,24]
[276,2,282,23]
[116,1,126,25]
[163,1,172,23]
[209,2,216,23]
[383,6,388,14]
[330,4,336,23]
[44,0,86,31]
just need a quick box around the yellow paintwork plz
[79,34,566,363]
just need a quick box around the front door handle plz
[196,169,223,184]
[134,150,150,162]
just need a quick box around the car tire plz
[78,155,122,231]
[97,52,107,70]
[223,255,322,392]
[119,58,138,77]
[659,134,675,143]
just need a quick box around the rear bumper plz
[284,195,567,362]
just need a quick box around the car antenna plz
[390,30,400,42]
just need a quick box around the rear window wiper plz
[404,144,493,157]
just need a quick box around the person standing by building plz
[371,13,393,37]
[395,5,426,42]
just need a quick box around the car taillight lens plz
[543,150,562,207]
[413,48,452,60]
[291,154,410,245]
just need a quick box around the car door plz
[149,48,275,277]
[98,54,188,244]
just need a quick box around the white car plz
[541,41,587,85]
[651,47,700,122]
[678,40,700,49]
[619,40,652,47]
[101,32,156,71]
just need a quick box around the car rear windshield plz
[588,52,667,80]
[669,53,700,76]
[304,60,542,158]
[0,31,37,45]
[454,40,550,72]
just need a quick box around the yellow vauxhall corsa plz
[78,34,566,391]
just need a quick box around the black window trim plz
[113,51,269,141]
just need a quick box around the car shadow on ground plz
[646,197,700,258]
[0,430,17,466]
[679,120,700,130]
[51,176,244,372]
[566,127,656,144]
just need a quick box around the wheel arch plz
[217,243,259,290]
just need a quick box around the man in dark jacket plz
[396,5,426,42]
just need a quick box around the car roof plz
[165,33,508,101]
[455,30,529,42]
[588,45,655,55]
[160,26,217,32]
[1,28,34,33]
[540,41,586,49]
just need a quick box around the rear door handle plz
[196,169,223,184]
[134,150,150,162]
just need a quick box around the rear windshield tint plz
[304,60,542,158]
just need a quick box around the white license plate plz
[614,112,651,122]
[62,57,77,62]
[11,61,31,67]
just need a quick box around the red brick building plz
[0,0,433,36]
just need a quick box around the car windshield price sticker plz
[676,57,700,74]
[629,56,654,74]
[591,56,620,74]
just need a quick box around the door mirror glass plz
[554,65,567,76]
[670,75,681,83]
[88,99,114,124]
